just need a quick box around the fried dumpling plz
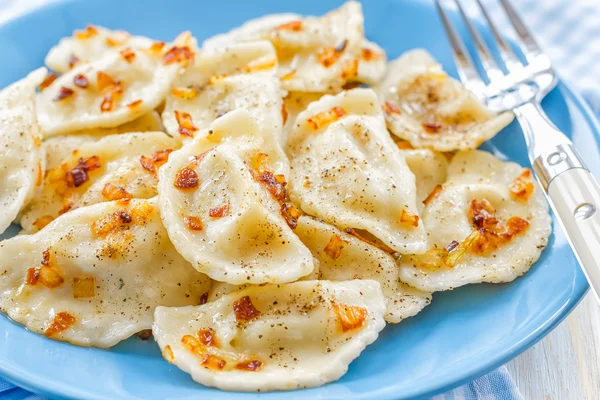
[153,280,386,391]
[377,49,513,151]
[162,41,289,175]
[21,132,179,233]
[295,216,431,322]
[0,68,46,235]
[398,150,551,291]
[157,110,314,284]
[287,88,427,254]
[203,2,386,92]
[37,37,194,136]
[0,198,210,348]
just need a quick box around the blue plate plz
[0,0,597,399]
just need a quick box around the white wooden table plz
[506,294,600,399]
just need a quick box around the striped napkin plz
[0,0,598,399]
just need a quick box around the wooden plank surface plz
[506,293,600,399]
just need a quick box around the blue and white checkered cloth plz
[0,380,44,400]
[0,0,598,398]
[432,367,523,400]
[466,0,600,113]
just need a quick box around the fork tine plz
[498,0,542,61]
[453,0,504,82]
[473,0,522,71]
[434,0,486,98]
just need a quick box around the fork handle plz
[535,148,600,302]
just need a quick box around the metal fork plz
[436,0,600,301]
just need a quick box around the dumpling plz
[43,111,164,169]
[398,150,551,291]
[0,198,211,348]
[45,25,155,74]
[0,68,46,235]
[356,40,387,86]
[287,88,427,254]
[162,41,289,175]
[20,132,179,233]
[377,49,514,151]
[173,40,278,85]
[206,256,321,302]
[37,36,195,136]
[203,2,386,92]
[203,14,299,49]
[157,110,314,284]
[282,91,323,146]
[400,148,449,209]
[295,216,431,322]
[206,261,320,302]
[153,280,386,391]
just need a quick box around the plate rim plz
[0,0,594,399]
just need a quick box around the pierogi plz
[0,68,46,235]
[158,110,314,284]
[0,198,210,348]
[287,88,427,254]
[398,150,551,291]
[203,2,386,92]
[0,1,552,393]
[21,132,179,233]
[153,280,386,391]
[377,49,514,151]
